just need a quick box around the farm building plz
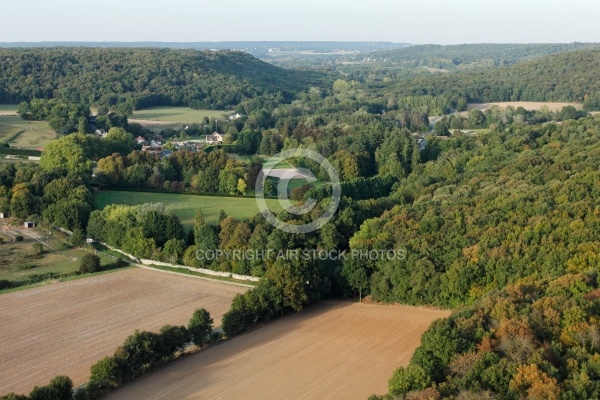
[0,212,8,219]
[206,132,224,144]
[24,221,35,228]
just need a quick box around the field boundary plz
[0,129,25,144]
[136,265,256,288]
[138,259,260,282]
[94,241,260,286]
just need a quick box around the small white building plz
[0,212,8,219]
[24,221,35,228]
[95,129,107,138]
[229,113,242,120]
[205,132,224,144]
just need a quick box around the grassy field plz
[94,191,282,230]
[0,104,18,113]
[0,116,56,149]
[0,225,115,287]
[131,107,226,123]
[263,155,293,169]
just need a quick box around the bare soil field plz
[0,268,246,395]
[106,301,450,400]
[468,101,583,112]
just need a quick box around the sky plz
[0,0,599,44]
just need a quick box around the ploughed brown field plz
[106,301,450,400]
[0,268,246,395]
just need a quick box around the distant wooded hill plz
[371,42,600,70]
[0,48,329,109]
[371,49,600,109]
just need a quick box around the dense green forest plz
[0,48,329,109]
[371,43,600,70]
[362,116,600,399]
[364,50,600,111]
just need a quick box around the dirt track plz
[0,268,245,395]
[106,301,450,400]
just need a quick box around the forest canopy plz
[0,48,330,109]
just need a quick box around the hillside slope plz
[0,48,328,109]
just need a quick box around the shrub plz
[89,355,123,393]
[221,308,246,338]
[0,280,13,290]
[188,308,213,347]
[69,228,85,246]
[158,325,191,359]
[15,235,23,242]
[28,375,73,400]
[79,253,101,274]
[31,242,44,256]
[389,365,431,396]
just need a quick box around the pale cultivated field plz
[127,118,174,125]
[468,101,583,112]
[107,301,450,400]
[0,268,246,395]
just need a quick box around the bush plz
[28,375,73,400]
[0,280,13,290]
[188,308,213,347]
[0,394,28,400]
[389,365,431,396]
[158,325,191,358]
[79,253,101,274]
[69,228,85,246]
[89,355,123,393]
[221,308,246,338]
[31,242,44,256]
[15,235,23,242]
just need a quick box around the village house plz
[205,132,224,144]
[95,129,107,138]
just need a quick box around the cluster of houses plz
[133,132,225,158]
